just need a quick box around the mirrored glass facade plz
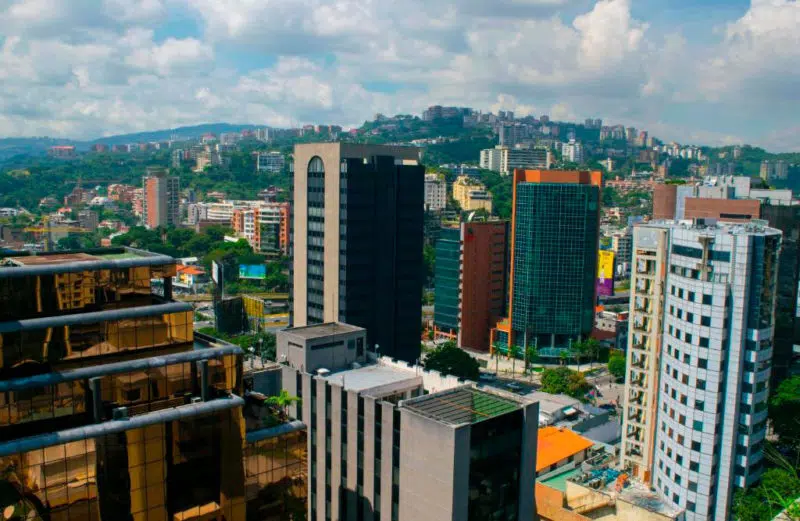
[0,249,308,521]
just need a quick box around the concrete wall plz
[536,483,589,521]
[277,327,366,373]
[246,366,282,396]
[652,185,677,220]
[684,198,761,222]
[377,356,465,392]
[398,408,461,521]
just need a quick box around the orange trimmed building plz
[491,169,602,358]
[536,426,594,475]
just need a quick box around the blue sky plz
[0,0,798,151]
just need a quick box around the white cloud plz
[126,36,212,76]
[0,0,796,149]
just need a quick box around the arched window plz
[308,156,325,174]
[306,156,326,324]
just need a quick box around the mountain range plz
[0,123,261,161]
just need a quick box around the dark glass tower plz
[433,226,461,334]
[293,144,424,363]
[492,170,602,355]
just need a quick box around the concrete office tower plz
[621,221,781,521]
[491,170,602,355]
[434,221,508,351]
[292,143,424,362]
[277,323,538,521]
[142,166,179,229]
[0,248,253,520]
[424,173,447,212]
[480,146,552,175]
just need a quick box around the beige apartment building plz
[452,175,493,213]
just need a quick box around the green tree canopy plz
[608,354,626,380]
[423,341,480,381]
[732,468,800,521]
[540,366,591,399]
[769,376,800,449]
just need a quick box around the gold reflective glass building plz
[0,248,306,521]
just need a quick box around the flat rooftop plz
[536,426,594,472]
[323,363,419,393]
[283,322,364,340]
[0,247,173,276]
[402,387,521,427]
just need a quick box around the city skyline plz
[0,0,798,150]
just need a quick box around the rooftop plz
[0,247,171,274]
[322,363,420,394]
[401,387,520,427]
[282,322,365,340]
[646,218,781,237]
[536,426,594,472]
[524,391,581,415]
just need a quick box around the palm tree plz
[264,389,301,420]
[583,338,601,370]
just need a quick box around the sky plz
[0,0,798,151]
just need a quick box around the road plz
[423,341,625,407]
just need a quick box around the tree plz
[423,341,480,381]
[264,389,301,419]
[608,354,626,380]
[769,376,800,451]
[732,467,800,521]
[540,367,591,399]
[585,338,601,366]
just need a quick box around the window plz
[699,337,710,348]
[688,502,696,512]
[697,379,706,390]
[684,353,691,364]
[677,309,683,319]
[698,358,708,369]
[703,294,712,305]
[701,316,711,327]
[685,333,693,344]
[693,420,703,432]
[695,400,705,411]
[676,455,683,465]
[679,414,686,425]
[692,441,702,452]
[690,462,699,472]
[687,312,694,323]
[688,291,696,302]
[677,434,685,444]
[679,288,685,299]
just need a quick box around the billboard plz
[239,264,267,280]
[211,260,222,284]
[597,250,615,296]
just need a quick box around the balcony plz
[0,343,242,435]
